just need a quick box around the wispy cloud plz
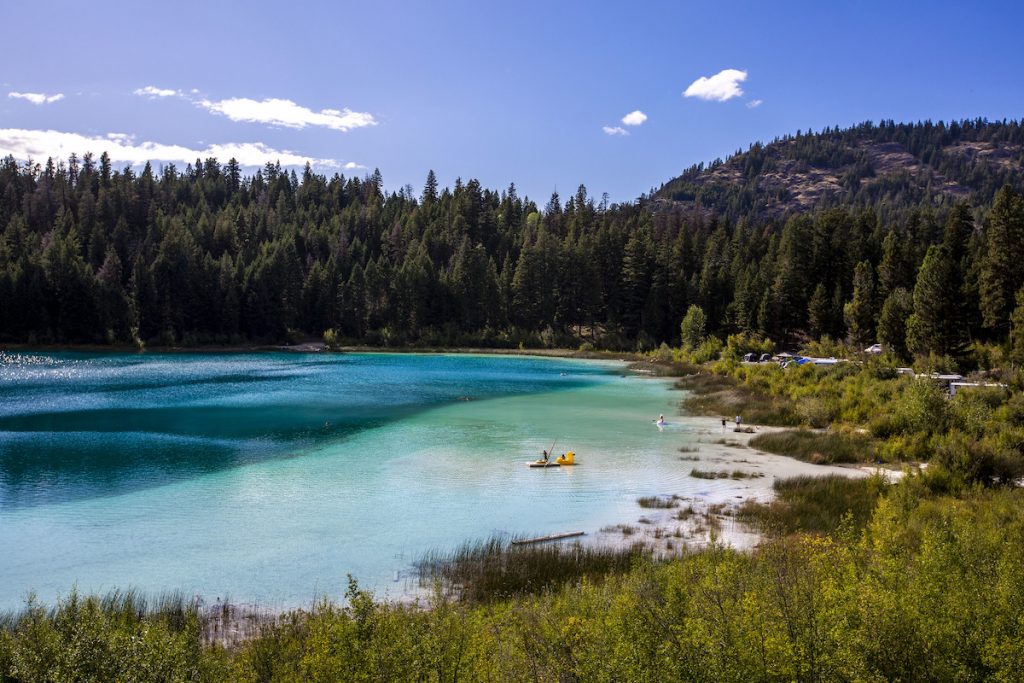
[133,85,181,98]
[0,128,343,168]
[746,99,763,109]
[196,97,377,132]
[602,126,629,136]
[8,91,64,105]
[683,69,747,102]
[133,88,378,134]
[621,110,647,126]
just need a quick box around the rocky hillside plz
[651,119,1024,222]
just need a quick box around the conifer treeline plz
[0,119,1022,355]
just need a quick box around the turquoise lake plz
[0,351,695,609]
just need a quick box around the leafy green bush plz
[0,591,228,681]
[722,332,774,361]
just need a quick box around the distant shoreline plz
[0,342,647,363]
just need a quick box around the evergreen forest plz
[1,118,1023,363]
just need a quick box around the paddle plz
[544,437,558,465]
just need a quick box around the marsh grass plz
[714,438,748,448]
[415,536,646,603]
[629,360,701,377]
[737,474,887,535]
[690,468,763,480]
[676,373,800,426]
[750,429,876,464]
[676,505,697,520]
[638,496,679,508]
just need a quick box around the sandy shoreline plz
[589,411,903,556]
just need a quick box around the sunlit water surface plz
[0,351,701,609]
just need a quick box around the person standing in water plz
[721,417,727,432]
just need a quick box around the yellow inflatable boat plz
[528,451,576,468]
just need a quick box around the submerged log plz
[511,531,585,545]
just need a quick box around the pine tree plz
[979,186,1024,332]
[807,283,832,339]
[1009,287,1024,364]
[421,170,438,205]
[843,260,877,346]
[907,245,965,358]
[877,288,913,361]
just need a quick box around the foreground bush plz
[0,591,228,681]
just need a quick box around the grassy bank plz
[676,372,801,426]
[749,429,877,464]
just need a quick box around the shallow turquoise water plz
[0,351,694,609]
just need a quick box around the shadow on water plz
[0,351,615,510]
[0,407,405,509]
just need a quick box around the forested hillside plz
[1,119,1023,358]
[653,118,1024,223]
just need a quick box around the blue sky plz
[2,0,1023,203]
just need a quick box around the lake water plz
[0,351,701,609]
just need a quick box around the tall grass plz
[750,429,876,463]
[676,373,800,426]
[638,496,679,508]
[690,468,764,480]
[737,474,887,535]
[415,535,646,603]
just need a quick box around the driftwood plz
[511,531,586,545]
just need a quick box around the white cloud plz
[0,128,342,168]
[342,161,367,171]
[602,126,629,136]
[8,91,64,105]
[683,69,747,102]
[133,86,181,98]
[197,97,377,132]
[132,88,378,134]
[621,110,647,126]
[746,99,763,109]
